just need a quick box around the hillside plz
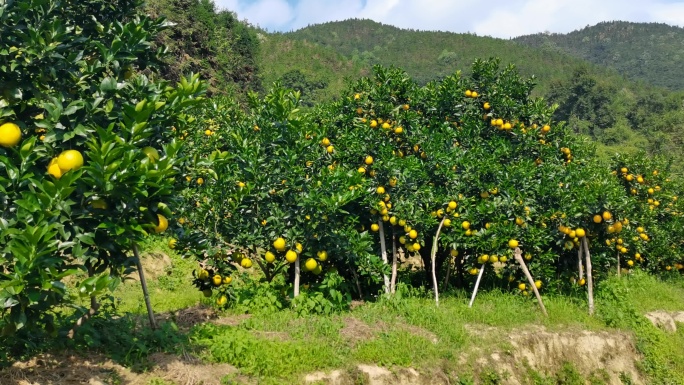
[258,33,369,105]
[282,19,628,95]
[514,21,684,91]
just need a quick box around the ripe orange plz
[154,214,168,233]
[371,223,380,232]
[285,250,298,263]
[212,275,222,286]
[265,251,276,263]
[593,215,602,224]
[317,250,328,261]
[305,258,318,271]
[47,158,62,179]
[575,228,586,238]
[273,237,287,251]
[408,229,418,239]
[0,122,22,148]
[461,221,470,230]
[508,239,519,249]
[57,149,84,173]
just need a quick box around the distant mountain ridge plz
[513,21,684,90]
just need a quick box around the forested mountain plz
[258,33,369,106]
[282,19,622,95]
[514,21,684,91]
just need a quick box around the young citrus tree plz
[176,87,368,309]
[0,0,204,341]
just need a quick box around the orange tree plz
[177,59,684,313]
[608,153,684,274]
[313,59,645,303]
[0,0,204,345]
[176,88,369,312]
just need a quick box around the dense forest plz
[141,3,684,174]
[514,21,684,91]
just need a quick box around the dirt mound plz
[0,352,238,385]
[128,251,173,281]
[501,328,642,384]
[307,326,644,385]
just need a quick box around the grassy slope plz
[54,239,684,385]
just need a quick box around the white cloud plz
[213,0,684,37]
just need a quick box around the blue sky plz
[214,0,684,38]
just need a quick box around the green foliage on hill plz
[282,19,620,95]
[258,33,368,104]
[546,66,684,172]
[145,0,261,96]
[514,21,684,91]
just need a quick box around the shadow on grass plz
[0,304,194,373]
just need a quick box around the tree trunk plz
[351,268,364,299]
[294,256,301,297]
[430,217,447,306]
[468,263,486,308]
[390,229,398,294]
[514,248,548,316]
[578,248,584,280]
[582,237,595,316]
[616,251,621,278]
[133,243,157,329]
[442,254,452,292]
[378,220,390,294]
[67,263,100,338]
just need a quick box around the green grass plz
[11,242,684,384]
[113,237,202,314]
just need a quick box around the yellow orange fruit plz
[154,214,168,233]
[0,122,21,148]
[265,251,276,263]
[273,237,287,251]
[285,250,298,263]
[57,149,84,173]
